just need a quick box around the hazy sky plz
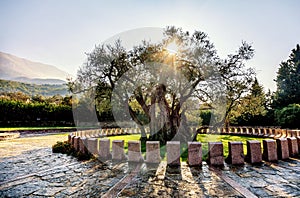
[1,0,299,91]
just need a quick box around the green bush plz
[52,141,93,161]
[52,141,73,154]
[275,104,300,128]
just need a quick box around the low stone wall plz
[70,127,300,139]
[0,132,20,141]
[67,128,300,166]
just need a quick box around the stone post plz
[73,136,80,151]
[87,138,99,156]
[282,129,288,138]
[79,137,88,155]
[146,141,161,164]
[208,142,224,166]
[245,128,249,134]
[254,128,259,136]
[226,142,244,165]
[263,128,268,136]
[98,139,111,160]
[292,130,297,137]
[287,137,299,157]
[276,138,289,160]
[128,141,144,162]
[246,140,262,164]
[187,142,202,166]
[71,135,75,146]
[68,134,72,143]
[167,141,180,166]
[112,140,126,161]
[262,140,277,162]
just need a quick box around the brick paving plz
[0,134,300,197]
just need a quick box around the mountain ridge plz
[0,79,68,96]
[0,51,70,84]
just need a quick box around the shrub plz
[52,141,73,154]
[275,104,300,129]
[52,141,93,161]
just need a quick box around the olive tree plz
[69,26,255,144]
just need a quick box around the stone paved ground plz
[0,134,300,197]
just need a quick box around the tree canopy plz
[230,78,268,126]
[274,44,300,108]
[70,26,255,143]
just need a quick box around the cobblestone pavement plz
[0,134,300,197]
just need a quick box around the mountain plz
[0,52,70,84]
[0,79,68,96]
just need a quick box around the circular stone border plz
[0,132,20,141]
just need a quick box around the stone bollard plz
[262,140,278,162]
[99,139,111,160]
[226,142,244,165]
[112,140,126,161]
[297,137,300,151]
[73,136,80,151]
[167,141,181,166]
[79,137,88,155]
[187,142,202,166]
[128,141,144,162]
[87,138,99,156]
[79,131,83,137]
[68,134,72,143]
[282,129,288,138]
[246,140,262,164]
[276,138,289,160]
[90,130,95,137]
[264,128,270,136]
[292,130,298,137]
[146,141,161,164]
[287,137,299,157]
[208,142,224,166]
[71,135,75,146]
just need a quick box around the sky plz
[0,0,300,91]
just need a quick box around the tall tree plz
[230,78,267,126]
[274,44,300,107]
[70,26,255,144]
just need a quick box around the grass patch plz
[107,134,146,152]
[106,134,271,161]
[196,134,270,160]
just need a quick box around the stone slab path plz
[0,134,300,197]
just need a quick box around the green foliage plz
[199,110,211,126]
[275,104,300,128]
[230,78,269,126]
[274,44,300,108]
[52,141,74,154]
[0,79,68,96]
[71,26,255,144]
[271,44,300,128]
[0,94,74,126]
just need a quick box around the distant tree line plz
[0,92,74,127]
[0,91,115,127]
